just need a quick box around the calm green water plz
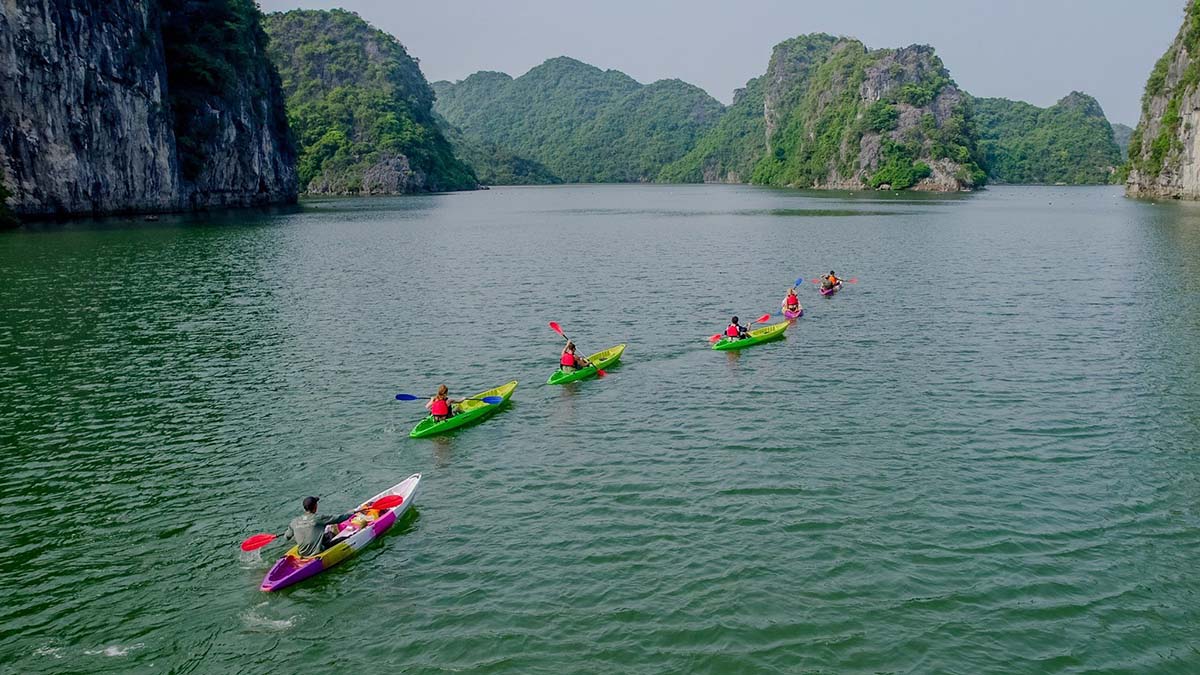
[2,184,1199,673]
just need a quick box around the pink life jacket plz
[561,351,576,367]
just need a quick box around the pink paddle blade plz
[241,533,277,551]
[548,321,565,337]
[708,334,722,343]
[754,314,771,324]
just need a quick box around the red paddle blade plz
[810,279,820,284]
[708,334,721,343]
[755,314,771,323]
[370,494,404,510]
[241,533,277,552]
[848,277,858,283]
[548,321,565,337]
[596,368,606,377]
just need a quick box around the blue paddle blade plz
[480,396,504,405]
[395,393,419,401]
[794,277,804,286]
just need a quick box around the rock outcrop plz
[1127,0,1200,199]
[0,0,296,218]
[751,36,984,192]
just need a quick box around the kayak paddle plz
[241,495,403,551]
[708,314,773,342]
[367,494,403,510]
[241,532,283,552]
[548,321,605,376]
[395,393,503,404]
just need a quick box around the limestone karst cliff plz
[0,0,296,219]
[1127,0,1200,198]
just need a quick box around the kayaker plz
[725,316,750,340]
[285,496,359,557]
[783,288,801,313]
[822,271,840,290]
[559,341,592,372]
[426,385,461,422]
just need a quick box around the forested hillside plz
[974,93,1122,184]
[434,58,723,183]
[264,10,476,194]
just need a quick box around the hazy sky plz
[258,0,1189,126]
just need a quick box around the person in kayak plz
[783,288,802,314]
[822,271,840,290]
[559,341,592,373]
[426,385,461,422]
[285,496,360,557]
[725,316,750,340]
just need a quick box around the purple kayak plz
[782,306,804,319]
[260,473,421,591]
[819,282,842,296]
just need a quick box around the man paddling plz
[285,496,358,557]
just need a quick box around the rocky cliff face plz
[1127,0,1200,199]
[753,36,984,192]
[0,0,296,218]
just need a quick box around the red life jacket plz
[785,294,798,307]
[430,397,450,416]
[561,352,576,367]
[726,325,740,337]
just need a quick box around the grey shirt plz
[285,511,354,557]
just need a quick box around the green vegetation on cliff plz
[1127,0,1200,181]
[748,38,983,191]
[264,9,475,193]
[974,93,1121,184]
[435,58,723,182]
[437,118,561,185]
[162,0,285,180]
[658,77,766,183]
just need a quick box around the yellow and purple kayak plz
[260,473,421,592]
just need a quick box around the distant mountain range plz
[0,4,1137,226]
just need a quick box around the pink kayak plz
[782,306,804,319]
[819,282,842,296]
[260,473,421,591]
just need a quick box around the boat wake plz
[242,603,298,632]
[239,549,266,568]
[83,643,144,657]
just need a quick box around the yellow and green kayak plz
[711,321,789,351]
[547,344,626,385]
[409,380,517,438]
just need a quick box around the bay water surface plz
[2,184,1199,673]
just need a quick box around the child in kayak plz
[783,288,802,314]
[725,316,750,340]
[559,341,592,372]
[822,271,840,290]
[426,385,461,421]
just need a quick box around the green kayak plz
[711,321,789,351]
[409,380,517,438]
[547,344,626,385]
